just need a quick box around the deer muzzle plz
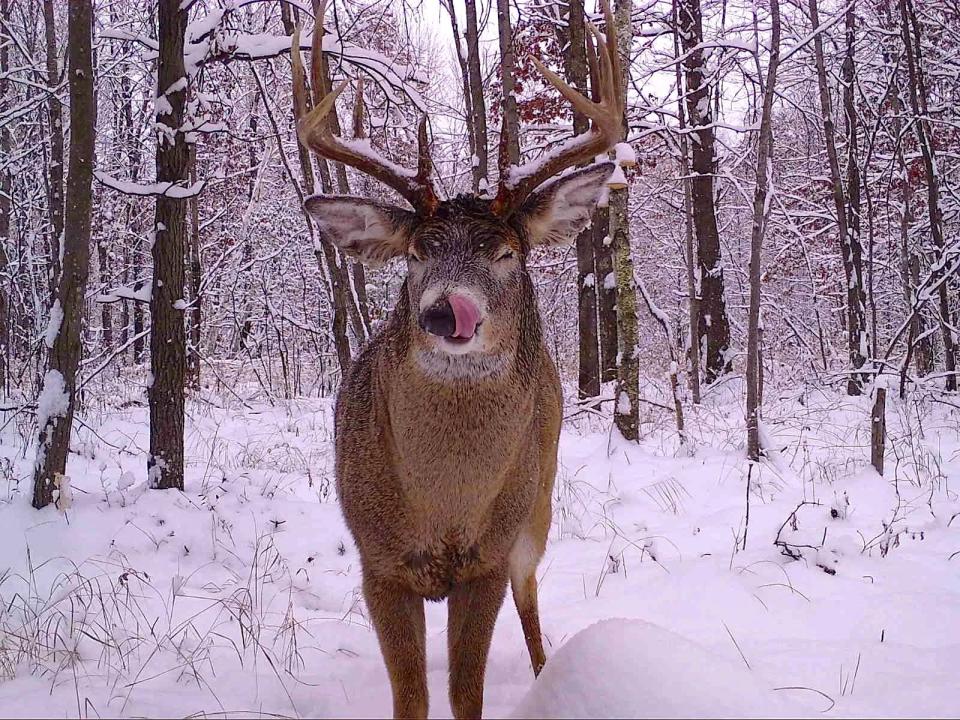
[418,294,481,341]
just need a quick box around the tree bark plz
[149,0,188,491]
[879,0,934,378]
[441,0,478,191]
[594,206,618,383]
[561,0,601,398]
[32,0,96,509]
[746,0,780,462]
[42,0,64,301]
[0,0,10,393]
[672,0,700,403]
[808,0,869,395]
[612,0,639,442]
[496,0,519,165]
[678,0,732,385]
[279,4,354,374]
[187,144,201,389]
[464,0,489,194]
[898,0,957,391]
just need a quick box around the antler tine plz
[292,0,439,215]
[491,0,623,217]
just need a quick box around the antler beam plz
[491,0,624,217]
[292,0,439,216]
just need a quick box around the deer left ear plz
[512,162,615,247]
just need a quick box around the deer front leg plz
[447,567,510,719]
[363,572,428,719]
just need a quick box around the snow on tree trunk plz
[149,0,188,491]
[32,0,96,509]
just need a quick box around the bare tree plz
[42,0,64,300]
[898,0,957,391]
[678,0,732,385]
[464,0,489,193]
[148,0,189,491]
[32,0,96,508]
[0,0,10,393]
[612,0,639,441]
[496,0,519,165]
[808,0,869,395]
[746,0,781,461]
[561,0,601,398]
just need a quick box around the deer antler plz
[292,0,439,216]
[491,0,623,217]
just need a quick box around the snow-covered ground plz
[1,377,958,718]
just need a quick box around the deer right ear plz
[304,196,416,266]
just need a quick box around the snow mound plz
[511,619,802,719]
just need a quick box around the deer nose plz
[419,299,457,337]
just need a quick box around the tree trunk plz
[746,0,780,462]
[32,0,96,509]
[97,237,112,348]
[899,0,957,391]
[496,0,519,165]
[442,0,478,191]
[678,0,732,385]
[281,3,354,375]
[42,0,64,301]
[149,0,188,491]
[673,0,701,403]
[808,0,869,395]
[562,0,601,398]
[0,0,10,393]
[464,0,489,194]
[612,0,639,442]
[187,144,201,389]
[594,207,618,383]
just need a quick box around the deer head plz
[294,0,623,374]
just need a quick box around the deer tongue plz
[448,294,480,339]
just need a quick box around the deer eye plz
[496,248,516,262]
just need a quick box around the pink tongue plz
[448,294,481,339]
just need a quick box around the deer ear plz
[304,196,417,266]
[512,163,615,247]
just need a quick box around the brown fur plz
[318,166,613,719]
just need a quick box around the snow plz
[607,164,628,188]
[34,369,69,431]
[1,384,959,718]
[602,272,617,290]
[95,171,205,199]
[44,300,62,349]
[96,279,152,304]
[154,95,173,117]
[614,142,637,166]
[512,619,801,719]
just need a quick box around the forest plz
[0,0,958,717]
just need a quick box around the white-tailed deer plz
[292,2,622,716]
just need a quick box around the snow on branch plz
[96,279,152,305]
[94,171,205,199]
